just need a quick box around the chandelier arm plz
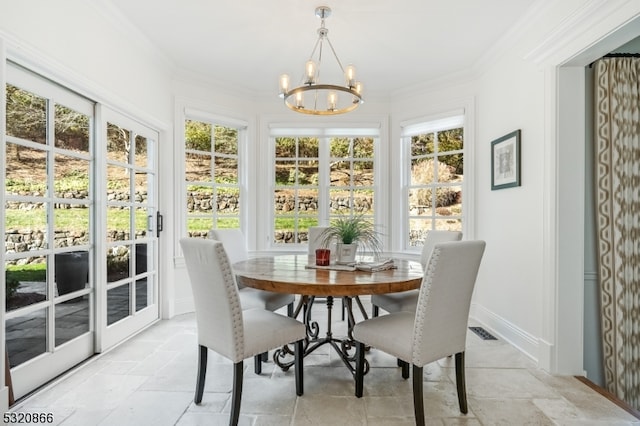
[308,36,322,63]
[324,36,346,75]
[316,40,323,83]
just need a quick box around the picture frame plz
[491,129,521,190]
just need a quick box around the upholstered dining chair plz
[353,240,486,426]
[180,238,305,426]
[209,228,296,373]
[307,226,330,257]
[371,230,462,317]
[209,228,295,316]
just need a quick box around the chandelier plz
[278,6,363,115]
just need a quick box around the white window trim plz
[258,115,388,254]
[174,99,251,258]
[397,104,475,253]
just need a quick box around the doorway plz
[3,64,160,400]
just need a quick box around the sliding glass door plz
[4,64,95,398]
[3,65,160,399]
[97,107,159,351]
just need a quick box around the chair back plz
[308,226,329,255]
[412,240,485,367]
[207,228,248,265]
[180,238,244,362]
[420,230,463,268]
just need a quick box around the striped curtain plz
[594,56,640,409]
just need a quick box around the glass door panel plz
[99,107,159,351]
[4,64,95,399]
[5,308,48,368]
[107,284,131,325]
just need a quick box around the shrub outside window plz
[406,119,463,247]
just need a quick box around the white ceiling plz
[105,0,536,100]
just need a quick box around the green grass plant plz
[6,208,148,231]
[6,263,47,282]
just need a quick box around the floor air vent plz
[469,326,497,340]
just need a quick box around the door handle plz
[156,212,163,237]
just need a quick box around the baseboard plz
[173,296,194,317]
[470,302,539,364]
[0,386,8,413]
[575,376,640,420]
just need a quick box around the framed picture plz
[491,129,521,190]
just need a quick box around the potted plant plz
[320,215,383,264]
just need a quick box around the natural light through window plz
[271,128,378,246]
[404,116,463,248]
[184,119,242,236]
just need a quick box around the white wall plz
[473,50,546,358]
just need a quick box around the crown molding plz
[523,0,640,66]
[474,0,553,71]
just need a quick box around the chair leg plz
[400,360,410,379]
[295,339,304,396]
[341,297,346,321]
[455,351,468,414]
[355,341,365,397]
[372,305,379,317]
[230,361,243,426]
[254,354,262,374]
[195,345,208,404]
[412,365,425,426]
[287,302,294,317]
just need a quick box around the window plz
[271,128,378,246]
[184,118,243,236]
[274,136,320,243]
[403,116,464,247]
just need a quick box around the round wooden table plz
[233,255,424,297]
[233,255,423,375]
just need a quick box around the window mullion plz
[318,137,330,224]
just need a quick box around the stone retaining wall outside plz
[6,190,459,262]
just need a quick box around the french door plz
[3,64,159,399]
[97,107,159,351]
[4,64,96,398]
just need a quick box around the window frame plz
[179,108,248,244]
[266,125,382,252]
[401,113,466,253]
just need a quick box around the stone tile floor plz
[11,297,640,425]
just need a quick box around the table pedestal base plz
[273,295,370,377]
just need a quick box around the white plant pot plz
[336,243,357,264]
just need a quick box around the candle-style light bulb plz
[345,64,356,88]
[304,60,316,84]
[295,91,304,108]
[279,74,290,97]
[353,81,363,104]
[327,91,337,111]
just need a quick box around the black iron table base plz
[273,295,371,377]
